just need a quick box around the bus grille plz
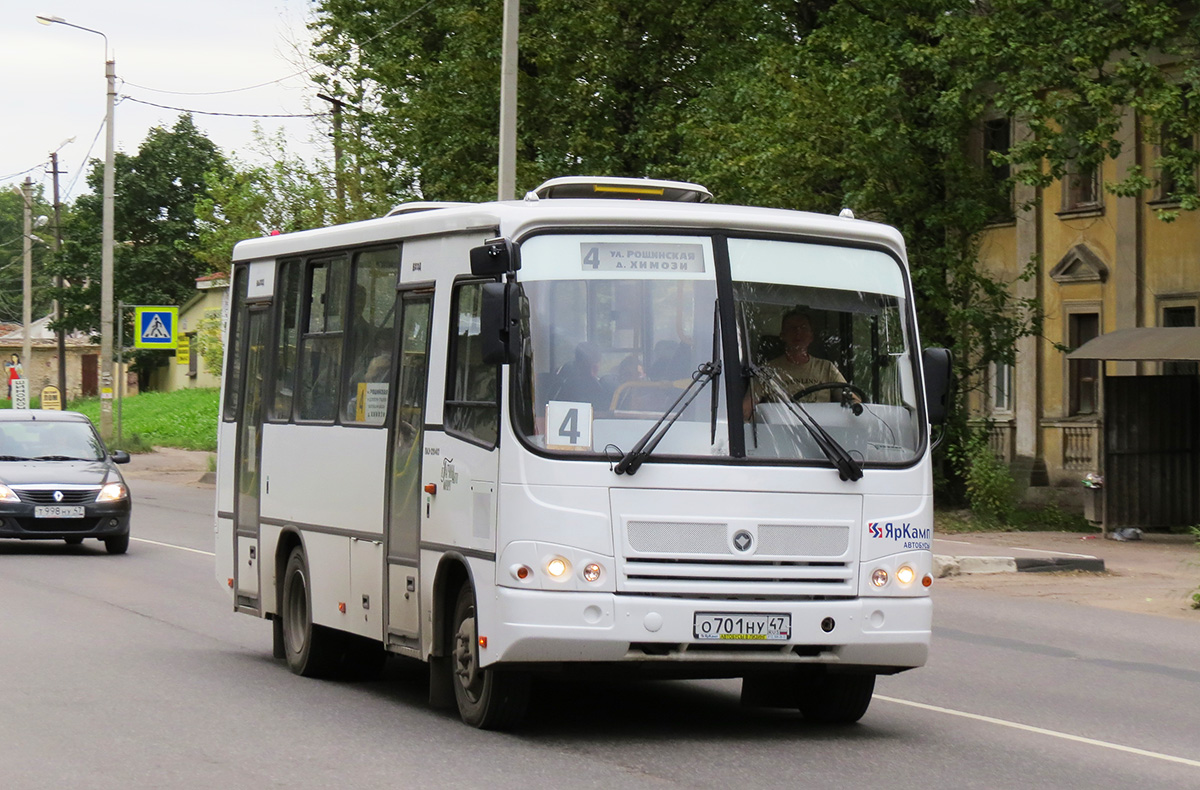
[621,520,855,596]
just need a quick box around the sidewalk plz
[120,446,214,486]
[934,530,1196,579]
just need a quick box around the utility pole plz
[317,93,346,222]
[50,150,67,399]
[100,53,116,440]
[497,0,519,201]
[21,179,33,379]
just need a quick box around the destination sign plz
[580,242,706,273]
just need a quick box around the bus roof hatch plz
[528,176,714,203]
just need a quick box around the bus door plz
[233,303,270,614]
[385,291,433,652]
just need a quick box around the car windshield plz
[0,420,106,461]
[512,232,921,467]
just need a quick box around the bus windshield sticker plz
[546,401,593,451]
[580,242,706,273]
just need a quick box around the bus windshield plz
[514,233,921,466]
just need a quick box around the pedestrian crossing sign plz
[134,306,178,349]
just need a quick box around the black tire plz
[64,536,84,546]
[450,584,530,729]
[797,672,875,724]
[280,547,341,678]
[104,534,129,554]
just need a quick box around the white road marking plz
[875,695,1200,769]
[934,539,1096,559]
[131,536,215,557]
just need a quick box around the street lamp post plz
[37,14,116,439]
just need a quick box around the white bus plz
[215,176,951,729]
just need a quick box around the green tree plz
[0,183,55,325]
[49,115,230,366]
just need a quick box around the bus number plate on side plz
[693,613,791,641]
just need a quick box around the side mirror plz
[480,282,521,365]
[921,347,952,425]
[470,238,518,276]
[111,450,131,464]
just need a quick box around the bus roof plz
[230,199,906,265]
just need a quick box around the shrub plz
[948,428,1016,524]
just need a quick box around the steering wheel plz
[790,382,868,415]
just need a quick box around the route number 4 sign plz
[546,401,593,451]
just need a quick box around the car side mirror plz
[111,450,131,464]
[921,347,952,426]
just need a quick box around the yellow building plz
[146,272,228,392]
[975,111,1200,508]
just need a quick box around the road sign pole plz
[117,301,123,446]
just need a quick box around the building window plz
[1068,312,1100,415]
[1163,304,1197,376]
[989,360,1013,413]
[983,117,1013,221]
[445,281,499,447]
[187,334,198,378]
[1062,160,1101,212]
[1156,126,1196,203]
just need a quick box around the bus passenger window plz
[342,247,399,424]
[445,282,498,447]
[297,256,348,422]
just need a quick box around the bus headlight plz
[546,557,570,578]
[870,568,889,587]
[896,565,915,585]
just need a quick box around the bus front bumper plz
[482,588,930,671]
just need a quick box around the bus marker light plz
[338,602,346,613]
[478,636,487,649]
[227,578,233,588]
[922,574,933,588]
[896,565,915,585]
[514,565,531,580]
[547,558,569,578]
[583,563,602,582]
[871,568,889,587]
[424,483,437,495]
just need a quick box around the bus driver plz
[743,310,852,418]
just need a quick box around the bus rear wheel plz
[450,584,530,729]
[281,546,340,678]
[796,671,875,724]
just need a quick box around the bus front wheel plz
[796,671,875,724]
[281,547,340,678]
[450,584,530,729]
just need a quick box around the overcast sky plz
[2,0,326,203]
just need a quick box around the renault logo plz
[53,490,64,503]
[732,529,753,552]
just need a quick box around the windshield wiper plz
[31,455,92,461]
[614,360,722,476]
[0,455,32,461]
[779,398,863,482]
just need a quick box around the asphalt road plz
[1,477,1197,789]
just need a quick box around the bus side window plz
[269,258,301,422]
[445,281,499,447]
[342,247,399,425]
[297,256,348,422]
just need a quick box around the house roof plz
[1067,327,1200,361]
[0,315,94,347]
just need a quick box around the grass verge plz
[27,388,222,452]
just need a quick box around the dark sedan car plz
[0,410,132,554]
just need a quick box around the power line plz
[0,162,45,183]
[122,95,327,119]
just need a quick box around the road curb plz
[933,554,1105,578]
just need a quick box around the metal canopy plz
[1067,327,1200,362]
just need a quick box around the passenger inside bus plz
[743,309,853,418]
[549,342,612,410]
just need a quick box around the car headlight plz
[96,482,128,502]
[0,483,20,503]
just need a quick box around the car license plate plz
[34,506,85,519]
[693,612,791,641]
